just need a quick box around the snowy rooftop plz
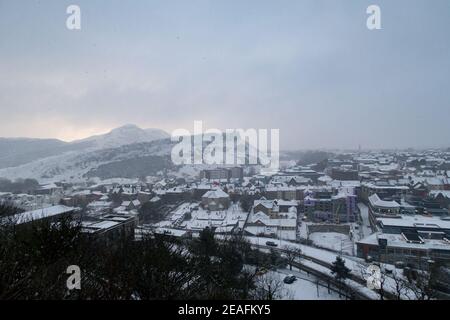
[10,205,76,225]
[362,182,409,190]
[330,180,361,188]
[38,183,59,190]
[202,188,229,199]
[81,220,120,232]
[150,196,161,202]
[368,193,400,208]
[154,227,188,237]
[358,232,450,251]
[253,198,275,209]
[377,215,450,230]
[430,190,450,199]
[265,185,307,192]
[87,201,112,208]
[251,218,297,227]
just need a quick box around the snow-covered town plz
[1,0,450,310]
[2,148,450,300]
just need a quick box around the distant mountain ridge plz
[0,125,273,183]
[0,137,71,169]
[71,124,169,149]
[0,138,175,183]
[0,125,170,170]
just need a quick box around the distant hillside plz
[72,124,170,149]
[0,138,68,169]
[85,155,173,179]
[0,127,277,182]
[0,138,175,183]
[0,124,170,169]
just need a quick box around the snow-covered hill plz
[0,138,175,183]
[0,125,170,171]
[0,125,276,183]
[72,124,169,150]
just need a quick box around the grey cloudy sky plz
[0,0,449,150]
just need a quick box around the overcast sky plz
[0,0,449,150]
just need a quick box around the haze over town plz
[1,0,450,304]
[1,0,450,149]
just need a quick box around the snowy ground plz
[274,268,344,300]
[246,235,415,300]
[357,202,373,238]
[297,221,308,240]
[309,232,353,255]
[246,236,364,270]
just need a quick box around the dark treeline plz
[0,206,286,300]
[0,202,24,217]
[0,178,40,193]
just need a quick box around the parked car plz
[283,275,297,284]
[266,241,278,247]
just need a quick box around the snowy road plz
[357,202,373,239]
[246,236,409,300]
[274,268,344,300]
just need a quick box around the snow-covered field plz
[246,264,343,300]
[262,268,344,300]
[309,232,353,255]
[274,268,344,300]
[246,235,415,300]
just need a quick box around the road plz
[357,202,373,239]
[248,240,377,299]
[247,236,405,300]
